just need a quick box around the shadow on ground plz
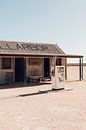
[0,82,51,89]
[19,88,64,97]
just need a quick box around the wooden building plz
[0,40,83,84]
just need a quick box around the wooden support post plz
[24,58,26,84]
[13,58,15,83]
[81,57,83,80]
[79,58,82,81]
[65,58,67,80]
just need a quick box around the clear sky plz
[0,0,86,62]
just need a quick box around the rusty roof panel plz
[0,41,65,56]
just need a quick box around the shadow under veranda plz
[0,82,51,90]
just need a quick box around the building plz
[0,40,83,84]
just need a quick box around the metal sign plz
[0,42,49,52]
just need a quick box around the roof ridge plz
[0,40,57,45]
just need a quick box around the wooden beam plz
[81,57,83,80]
[79,58,82,81]
[65,58,67,80]
[24,58,27,84]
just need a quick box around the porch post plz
[82,57,83,80]
[79,58,82,81]
[24,57,27,84]
[65,58,67,80]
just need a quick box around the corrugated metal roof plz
[0,41,65,56]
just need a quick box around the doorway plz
[44,58,50,78]
[15,58,25,82]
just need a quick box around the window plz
[56,58,62,66]
[2,58,11,69]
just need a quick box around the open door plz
[44,58,50,78]
[15,58,25,82]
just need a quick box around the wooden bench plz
[28,76,42,83]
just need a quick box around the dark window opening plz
[2,58,11,69]
[56,58,62,66]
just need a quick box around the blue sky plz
[0,0,86,62]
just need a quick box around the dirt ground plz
[0,81,86,130]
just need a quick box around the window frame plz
[56,58,62,66]
[2,58,12,69]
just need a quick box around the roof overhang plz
[0,54,83,59]
[57,54,83,58]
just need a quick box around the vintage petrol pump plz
[51,66,65,90]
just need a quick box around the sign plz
[0,42,50,52]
